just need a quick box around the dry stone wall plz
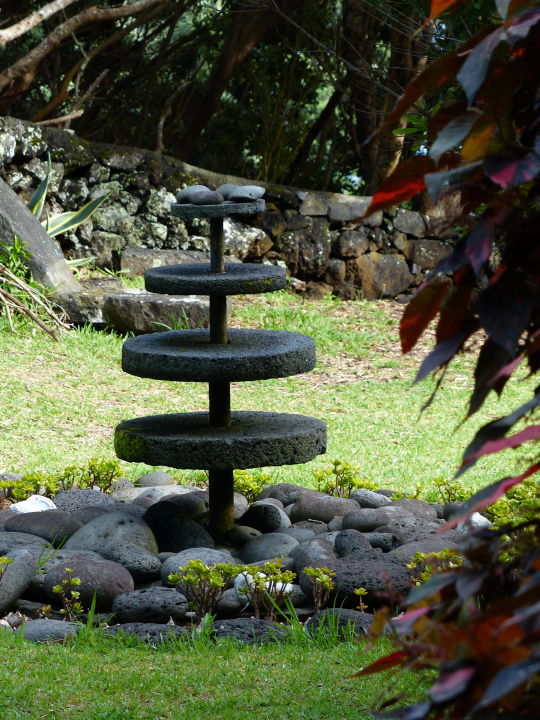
[0,116,455,300]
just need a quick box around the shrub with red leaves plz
[355,1,540,717]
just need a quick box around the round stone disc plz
[171,199,264,219]
[115,411,327,470]
[145,263,286,296]
[122,329,315,381]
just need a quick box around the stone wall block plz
[356,252,414,299]
[328,195,382,226]
[299,192,329,216]
[393,209,428,238]
[410,239,453,270]
[335,230,369,258]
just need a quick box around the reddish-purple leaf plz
[424,161,482,202]
[428,0,465,20]
[400,281,450,354]
[496,0,511,19]
[484,149,540,188]
[406,572,455,604]
[436,282,473,344]
[442,463,540,528]
[478,273,533,352]
[353,650,409,677]
[430,112,479,163]
[429,666,476,704]
[394,607,431,634]
[455,570,487,602]
[490,354,523,389]
[472,658,540,711]
[464,220,495,275]
[360,157,434,218]
[465,424,540,462]
[373,703,432,720]
[414,331,467,383]
[505,8,540,45]
[468,340,512,416]
[457,28,504,106]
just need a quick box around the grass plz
[0,291,534,496]
[0,629,431,720]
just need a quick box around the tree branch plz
[0,0,80,47]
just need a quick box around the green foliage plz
[167,560,239,618]
[233,469,270,503]
[0,458,123,501]
[353,587,369,612]
[0,555,13,580]
[406,549,463,587]
[483,476,540,530]
[238,559,296,622]
[303,566,336,612]
[314,459,377,497]
[52,568,85,621]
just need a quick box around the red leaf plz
[429,667,476,704]
[473,658,540,711]
[465,424,540,462]
[436,283,473,344]
[484,149,540,188]
[400,281,450,354]
[361,156,435,218]
[430,112,479,163]
[394,607,431,633]
[441,463,540,529]
[353,650,409,677]
[457,27,504,106]
[428,0,466,21]
[505,8,540,45]
[414,330,468,383]
[464,219,495,275]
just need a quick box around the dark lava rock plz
[143,500,214,553]
[238,532,298,563]
[4,510,82,546]
[134,470,173,487]
[388,537,461,565]
[30,549,105,595]
[279,527,316,542]
[111,587,188,624]
[53,488,112,513]
[391,498,438,522]
[104,622,188,643]
[43,557,135,611]
[223,525,261,545]
[334,529,372,557]
[443,501,465,521]
[305,608,374,638]
[341,509,381,533]
[329,555,412,608]
[292,520,328,534]
[64,511,158,554]
[291,537,336,575]
[289,495,359,524]
[101,541,161,582]
[259,483,317,506]
[156,491,209,520]
[0,548,39,615]
[211,617,289,644]
[350,489,391,509]
[239,500,291,533]
[0,531,49,554]
[364,532,400,552]
[71,506,112,524]
[160,548,235,584]
[16,619,79,643]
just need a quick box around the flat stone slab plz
[145,262,285,295]
[171,199,264,219]
[121,329,315,381]
[115,411,327,470]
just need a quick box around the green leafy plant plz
[303,566,336,613]
[52,568,85,621]
[237,559,296,621]
[353,587,369,612]
[233,469,270,503]
[314,459,376,497]
[406,549,463,587]
[0,555,13,580]
[167,560,239,618]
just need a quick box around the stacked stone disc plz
[114,184,326,537]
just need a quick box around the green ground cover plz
[0,291,533,496]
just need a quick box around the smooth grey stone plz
[101,541,161,582]
[443,501,465,521]
[391,498,438,521]
[279,527,315,542]
[327,516,344,531]
[211,617,289,644]
[292,520,328,535]
[215,587,243,615]
[43,557,134,611]
[228,185,265,202]
[388,537,461,565]
[233,493,249,520]
[334,529,372,558]
[0,549,39,615]
[145,262,285,296]
[176,185,209,202]
[350,489,392,509]
[115,411,326,471]
[16,619,79,643]
[224,525,261,545]
[160,548,235,584]
[291,537,336,575]
[155,491,209,520]
[106,502,147,518]
[71,506,112,524]
[122,329,314,382]
[342,508,385,533]
[0,509,12,531]
[111,587,188,623]
[457,512,491,533]
[104,622,188,643]
[289,583,310,608]
[143,501,213,553]
[0,532,49,555]
[305,609,374,638]
[4,511,82,546]
[289,495,359,524]
[259,483,318,506]
[364,532,400,552]
[171,198,264,219]
[238,532,298,563]
[239,501,291,533]
[135,471,173,487]
[53,489,112,513]
[30,549,105,593]
[64,512,158,554]
[215,183,238,199]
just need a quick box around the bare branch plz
[34,109,84,126]
[0,0,171,94]
[0,0,80,47]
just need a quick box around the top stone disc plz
[171,199,265,219]
[145,262,286,295]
